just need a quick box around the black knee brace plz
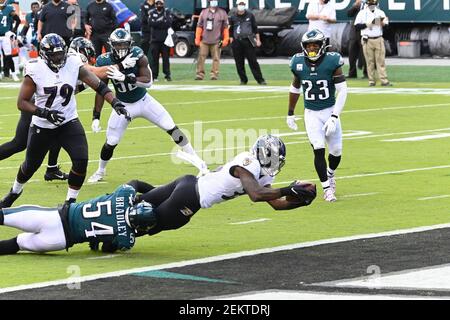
[101,143,117,161]
[166,126,188,147]
[69,159,88,188]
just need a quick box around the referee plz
[85,0,117,57]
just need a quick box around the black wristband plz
[288,110,294,116]
[331,114,338,119]
[280,186,296,197]
[33,107,46,118]
[93,110,101,120]
[96,80,112,97]
[118,62,125,72]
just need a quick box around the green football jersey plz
[96,46,146,103]
[290,52,344,111]
[68,184,137,250]
[25,13,35,36]
[0,5,14,36]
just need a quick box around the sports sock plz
[321,180,331,190]
[0,237,20,255]
[98,160,108,172]
[66,188,80,201]
[327,168,335,177]
[12,180,24,194]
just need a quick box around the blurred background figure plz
[229,0,266,85]
[0,0,20,81]
[37,0,74,46]
[347,0,367,79]
[149,0,172,81]
[140,0,155,60]
[305,0,336,48]
[85,0,117,57]
[194,0,229,81]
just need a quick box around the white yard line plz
[382,133,450,142]
[340,193,379,198]
[2,222,450,294]
[417,195,450,201]
[229,218,271,225]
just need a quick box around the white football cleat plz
[88,170,105,183]
[328,176,336,193]
[11,73,19,82]
[323,188,337,202]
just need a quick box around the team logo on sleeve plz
[243,158,252,166]
[296,64,303,71]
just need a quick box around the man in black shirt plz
[149,0,172,81]
[85,0,117,58]
[37,0,74,46]
[347,0,367,79]
[229,1,266,85]
[140,0,155,60]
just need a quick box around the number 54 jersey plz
[289,52,344,111]
[68,184,137,250]
[25,52,84,129]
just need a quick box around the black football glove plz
[289,181,317,207]
[125,74,137,85]
[88,239,100,251]
[34,107,65,125]
[101,240,119,253]
[111,99,131,121]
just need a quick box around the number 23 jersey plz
[25,53,84,129]
[290,52,344,111]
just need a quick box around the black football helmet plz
[70,37,96,65]
[108,28,133,61]
[39,33,67,72]
[251,135,286,177]
[301,29,327,62]
[128,201,157,235]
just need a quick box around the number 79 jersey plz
[289,52,344,111]
[25,53,84,129]
[68,184,137,250]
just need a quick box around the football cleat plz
[323,188,337,202]
[44,166,69,181]
[11,73,19,82]
[0,189,23,209]
[88,170,105,183]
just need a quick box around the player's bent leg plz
[45,144,69,181]
[88,143,117,183]
[0,238,20,255]
[312,147,336,202]
[326,129,343,194]
[0,112,30,161]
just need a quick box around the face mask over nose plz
[210,1,218,7]
[237,5,246,11]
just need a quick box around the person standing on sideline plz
[140,0,155,60]
[37,0,74,46]
[194,0,229,81]
[354,0,392,86]
[229,0,266,85]
[347,0,367,79]
[148,0,172,82]
[85,0,117,57]
[305,0,336,47]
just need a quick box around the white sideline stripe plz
[229,218,271,225]
[382,133,450,142]
[417,195,450,201]
[340,192,379,198]
[86,255,121,260]
[2,222,450,294]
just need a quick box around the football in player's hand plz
[286,180,317,204]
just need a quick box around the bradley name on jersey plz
[24,52,84,129]
[289,52,344,111]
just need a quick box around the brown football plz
[285,180,317,203]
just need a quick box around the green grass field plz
[1,63,450,288]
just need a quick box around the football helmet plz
[251,134,286,177]
[301,29,327,62]
[70,37,96,65]
[128,201,157,234]
[39,33,67,72]
[109,28,133,61]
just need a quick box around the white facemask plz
[210,1,218,7]
[237,5,246,11]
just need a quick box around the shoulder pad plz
[131,46,144,59]
[95,53,112,67]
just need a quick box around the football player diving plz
[87,28,208,184]
[0,33,131,209]
[286,29,348,202]
[0,184,156,255]
[89,135,317,252]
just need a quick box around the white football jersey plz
[197,152,275,209]
[25,53,84,129]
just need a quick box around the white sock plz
[182,143,196,156]
[327,168,335,177]
[66,188,80,201]
[321,180,330,190]
[98,160,108,172]
[12,180,24,194]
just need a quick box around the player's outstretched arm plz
[233,166,283,202]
